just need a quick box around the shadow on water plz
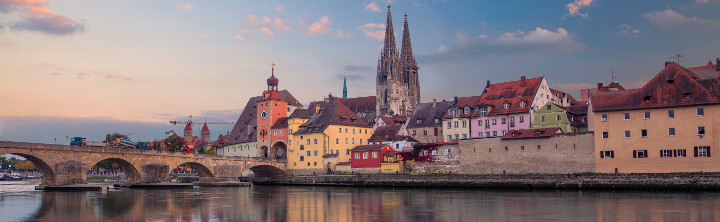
[4,184,720,221]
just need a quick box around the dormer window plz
[503,103,510,110]
[434,118,439,123]
[417,119,422,124]
[668,79,674,84]
[546,105,552,110]
[464,107,470,114]
[520,101,526,108]
[480,107,488,117]
[643,96,651,102]
[684,93,692,99]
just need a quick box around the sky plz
[1,0,720,144]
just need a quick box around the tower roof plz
[401,13,417,68]
[382,4,398,58]
[184,122,192,131]
[201,123,209,132]
[343,75,348,100]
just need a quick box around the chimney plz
[520,76,527,87]
[432,99,437,107]
[665,61,672,67]
[454,96,459,104]
[597,83,604,90]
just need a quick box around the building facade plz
[350,144,394,174]
[376,5,420,117]
[471,76,552,138]
[591,61,720,173]
[442,96,481,141]
[406,100,454,143]
[532,102,588,132]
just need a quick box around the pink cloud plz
[176,3,193,11]
[365,2,381,12]
[234,35,244,40]
[247,15,259,26]
[260,27,274,36]
[307,16,330,35]
[336,30,351,38]
[565,0,593,18]
[478,34,487,38]
[273,18,290,31]
[11,6,84,35]
[618,24,640,35]
[201,34,209,38]
[359,23,385,40]
[262,16,271,23]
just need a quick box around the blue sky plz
[1,0,719,144]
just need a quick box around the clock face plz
[261,110,268,119]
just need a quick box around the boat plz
[0,173,22,181]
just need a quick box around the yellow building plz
[591,61,720,173]
[442,96,481,141]
[287,96,373,174]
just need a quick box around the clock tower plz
[256,64,290,157]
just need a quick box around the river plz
[1,181,720,221]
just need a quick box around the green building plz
[532,101,588,132]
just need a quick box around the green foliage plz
[104,133,129,144]
[196,146,206,154]
[205,147,216,155]
[93,159,120,169]
[164,135,185,152]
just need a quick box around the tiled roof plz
[224,96,261,145]
[384,149,411,157]
[564,104,588,115]
[591,62,720,112]
[350,144,389,151]
[271,117,289,129]
[475,77,543,116]
[288,109,311,119]
[184,123,192,131]
[443,96,482,119]
[342,96,376,113]
[211,134,228,147]
[201,123,210,132]
[369,125,402,142]
[550,88,579,105]
[501,128,562,140]
[294,97,371,135]
[406,100,454,128]
[278,90,303,107]
[379,115,407,126]
[687,60,720,79]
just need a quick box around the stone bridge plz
[0,141,286,186]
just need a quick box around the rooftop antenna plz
[671,54,683,65]
[611,68,616,83]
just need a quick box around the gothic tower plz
[401,13,420,112]
[376,5,419,117]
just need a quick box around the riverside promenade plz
[259,173,720,191]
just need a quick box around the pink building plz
[471,76,552,138]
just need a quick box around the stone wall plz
[413,143,461,174]
[459,132,594,174]
[350,167,381,174]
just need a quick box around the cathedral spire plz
[342,73,347,100]
[382,4,398,58]
[401,13,416,69]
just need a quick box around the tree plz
[205,146,216,155]
[93,159,120,169]
[104,133,129,144]
[15,160,36,171]
[164,135,185,152]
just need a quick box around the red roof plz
[379,115,407,126]
[687,60,720,79]
[501,128,562,140]
[295,97,371,135]
[591,62,720,112]
[341,96,376,113]
[443,96,482,119]
[351,144,390,151]
[184,123,192,131]
[474,77,543,116]
[201,123,210,132]
[263,91,285,101]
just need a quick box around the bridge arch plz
[247,165,286,178]
[271,141,287,160]
[1,152,56,186]
[88,158,142,183]
[173,162,214,178]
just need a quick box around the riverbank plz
[258,173,720,191]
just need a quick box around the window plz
[347,149,350,155]
[519,116,524,123]
[668,110,675,118]
[600,151,614,158]
[685,93,692,98]
[695,146,711,157]
[360,139,363,144]
[454,121,459,128]
[480,107,488,116]
[454,134,459,140]
[372,152,377,158]
[644,111,650,119]
[447,122,451,129]
[624,130,630,138]
[501,118,506,124]
[306,139,310,145]
[307,151,311,156]
[448,135,452,141]
[541,116,545,122]
[537,145,541,151]
[641,129,647,138]
[478,120,482,126]
[462,121,467,128]
[300,145,304,150]
[345,138,349,144]
[444,148,451,155]
[669,128,675,136]
[698,126,706,135]
[492,119,497,125]
[300,156,304,161]
[501,130,506,136]
[624,113,630,120]
[485,120,490,129]
[336,138,339,144]
[462,134,467,139]
[547,105,552,110]
[520,101,526,108]
[633,150,648,158]
[479,132,483,137]
[352,138,355,144]
[413,130,417,136]
[289,129,293,134]
[354,153,360,159]
[363,152,368,159]
[293,162,297,166]
[556,115,561,121]
[676,149,686,157]
[313,139,317,144]
[492,131,498,137]
[697,108,705,116]
[432,150,438,155]
[365,129,367,134]
[353,129,356,134]
[521,146,525,151]
[423,130,428,136]
[486,132,491,137]
[312,151,317,156]
[345,128,348,133]
[314,162,317,166]
[504,103,510,109]
[601,114,608,122]
[602,132,608,139]
[289,139,292,145]
[660,150,672,157]
[339,128,342,133]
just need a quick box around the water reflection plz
[2,184,720,222]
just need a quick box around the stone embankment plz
[259,173,720,191]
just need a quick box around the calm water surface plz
[1,181,720,222]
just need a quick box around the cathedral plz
[376,5,420,117]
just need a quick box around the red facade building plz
[350,144,394,169]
